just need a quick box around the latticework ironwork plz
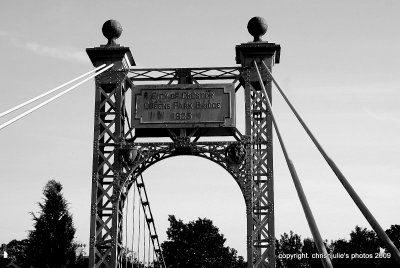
[243,62,275,267]
[89,48,278,267]
[89,68,128,267]
[128,67,242,84]
[120,140,249,192]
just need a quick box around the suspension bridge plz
[1,17,399,268]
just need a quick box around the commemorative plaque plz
[132,84,235,129]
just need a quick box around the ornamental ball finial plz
[102,19,123,46]
[247,17,268,42]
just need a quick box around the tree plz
[302,238,323,268]
[275,231,304,268]
[330,226,380,268]
[349,226,379,254]
[276,232,333,268]
[348,226,379,268]
[5,239,29,267]
[161,215,246,268]
[275,225,400,268]
[377,224,400,268]
[385,224,400,249]
[330,238,353,268]
[26,180,77,268]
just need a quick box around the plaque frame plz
[131,83,236,129]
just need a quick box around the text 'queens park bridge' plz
[1,17,399,268]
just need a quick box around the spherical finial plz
[247,17,268,42]
[102,19,123,46]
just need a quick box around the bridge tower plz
[236,17,281,267]
[86,18,280,268]
[86,20,136,267]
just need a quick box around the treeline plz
[2,179,399,267]
[276,225,400,268]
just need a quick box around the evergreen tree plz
[26,180,77,268]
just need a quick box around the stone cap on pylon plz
[235,17,281,67]
[86,19,135,70]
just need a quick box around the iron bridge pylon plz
[87,18,281,268]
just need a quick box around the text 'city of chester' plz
[132,84,235,128]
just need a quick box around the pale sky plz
[1,0,400,259]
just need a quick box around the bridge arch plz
[120,141,249,201]
[126,154,248,254]
[114,142,251,265]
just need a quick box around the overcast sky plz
[1,0,399,259]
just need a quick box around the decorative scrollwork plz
[172,136,192,154]
[173,136,190,147]
[225,143,246,165]
[118,147,140,166]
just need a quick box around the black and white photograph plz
[0,1,399,267]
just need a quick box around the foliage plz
[161,215,246,268]
[4,239,29,266]
[275,231,307,268]
[346,226,379,268]
[117,247,151,268]
[378,224,400,268]
[276,225,400,268]
[349,226,379,253]
[385,224,400,249]
[330,238,353,267]
[26,180,77,268]
[302,238,323,268]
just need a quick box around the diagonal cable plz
[261,60,400,264]
[253,61,333,268]
[0,64,114,131]
[0,64,106,118]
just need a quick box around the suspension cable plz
[0,63,114,131]
[253,61,333,268]
[152,247,155,268]
[125,190,129,268]
[143,208,146,267]
[261,60,400,264]
[131,180,137,268]
[137,193,141,268]
[0,64,106,119]
[148,234,151,268]
[136,174,166,268]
